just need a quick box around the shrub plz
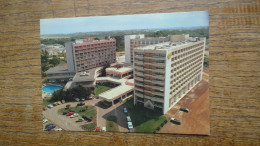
[160,123,164,127]
[81,123,96,131]
[156,127,161,131]
[63,111,68,115]
[164,120,168,124]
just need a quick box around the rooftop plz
[46,65,75,74]
[72,68,97,82]
[106,66,133,73]
[135,37,205,51]
[96,76,128,85]
[99,83,134,101]
[73,39,115,47]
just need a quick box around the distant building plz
[65,38,116,72]
[124,34,171,64]
[133,35,206,114]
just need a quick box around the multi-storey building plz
[125,35,170,64]
[66,38,116,72]
[133,36,206,114]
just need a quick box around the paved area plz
[96,100,129,132]
[43,97,129,132]
[43,99,100,131]
[159,72,210,135]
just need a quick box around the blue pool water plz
[42,84,62,93]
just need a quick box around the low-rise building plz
[45,66,76,82]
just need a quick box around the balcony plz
[135,65,144,70]
[135,76,144,81]
[144,95,164,103]
[135,92,144,97]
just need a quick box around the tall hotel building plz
[133,35,206,114]
[66,38,116,72]
[124,35,170,64]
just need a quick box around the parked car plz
[123,108,128,113]
[80,98,86,101]
[70,113,79,118]
[54,128,62,131]
[129,128,134,133]
[128,122,133,129]
[126,116,131,122]
[57,101,61,105]
[53,102,57,106]
[47,104,53,108]
[75,98,80,102]
[77,102,85,106]
[43,107,47,111]
[66,112,74,116]
[43,119,48,124]
[96,127,101,132]
[45,123,56,131]
[170,118,181,125]
[180,107,189,112]
[76,118,84,122]
[102,127,106,132]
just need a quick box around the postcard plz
[41,11,209,135]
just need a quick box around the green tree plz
[113,36,124,51]
[71,85,91,99]
[49,57,60,66]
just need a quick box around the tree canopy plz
[51,85,91,102]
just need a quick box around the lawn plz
[125,97,167,133]
[94,85,112,96]
[81,123,96,131]
[42,98,54,106]
[106,116,119,132]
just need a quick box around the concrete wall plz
[65,43,75,72]
[124,34,145,64]
[163,50,171,114]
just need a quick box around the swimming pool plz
[42,84,62,93]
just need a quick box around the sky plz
[40,11,208,35]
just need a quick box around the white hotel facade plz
[133,35,206,114]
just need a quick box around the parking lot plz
[43,97,130,132]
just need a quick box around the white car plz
[81,98,86,101]
[128,122,133,129]
[43,119,48,124]
[73,113,79,117]
[47,104,53,108]
[102,127,106,132]
[126,116,131,122]
[55,128,62,131]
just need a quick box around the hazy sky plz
[40,11,208,35]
